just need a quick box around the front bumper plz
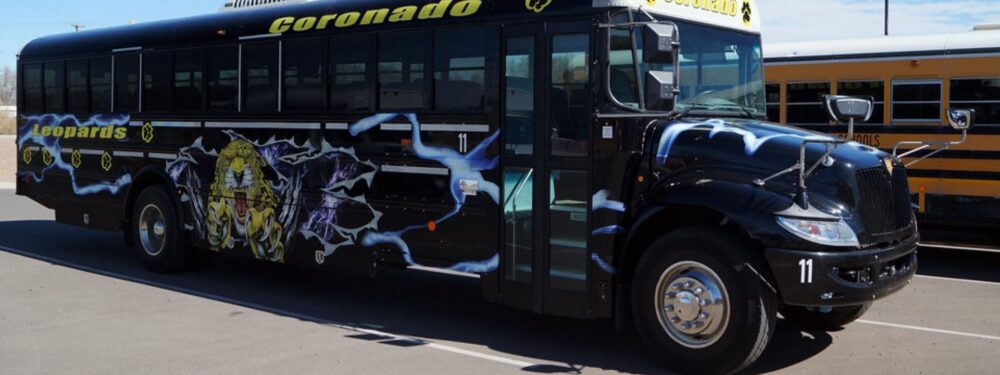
[765,235,918,307]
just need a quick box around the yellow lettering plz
[361,8,390,25]
[64,127,77,139]
[33,124,40,136]
[40,126,52,137]
[269,17,295,34]
[450,0,481,17]
[336,12,361,27]
[100,126,113,139]
[389,6,417,22]
[317,14,338,29]
[419,0,452,19]
[293,17,317,32]
[114,127,127,140]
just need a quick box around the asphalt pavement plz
[0,189,998,375]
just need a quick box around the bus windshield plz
[676,22,766,116]
[609,19,766,116]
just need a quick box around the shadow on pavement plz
[0,220,837,374]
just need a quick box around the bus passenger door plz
[499,22,593,318]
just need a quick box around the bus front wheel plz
[632,227,776,375]
[130,186,192,273]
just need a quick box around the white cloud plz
[757,0,1000,43]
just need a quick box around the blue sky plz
[1,0,998,69]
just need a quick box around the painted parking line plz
[914,274,1000,287]
[0,244,538,369]
[856,320,1000,342]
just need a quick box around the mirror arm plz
[893,129,969,167]
[755,139,843,210]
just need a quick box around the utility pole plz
[884,0,889,36]
[71,24,85,32]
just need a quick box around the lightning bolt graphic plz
[17,114,133,196]
[350,113,502,273]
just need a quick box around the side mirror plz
[645,70,678,110]
[825,95,873,140]
[947,108,976,131]
[824,95,874,123]
[643,23,678,64]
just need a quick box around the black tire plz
[130,186,192,273]
[631,227,777,375]
[780,303,871,331]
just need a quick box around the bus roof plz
[764,29,1000,64]
[20,0,760,62]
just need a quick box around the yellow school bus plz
[764,30,1000,247]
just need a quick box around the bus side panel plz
[155,115,500,273]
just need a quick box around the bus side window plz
[114,54,140,113]
[786,82,829,125]
[283,37,326,112]
[43,62,66,113]
[330,34,373,112]
[379,31,427,111]
[174,49,206,112]
[550,34,590,157]
[950,78,1000,126]
[22,64,43,114]
[838,81,885,124]
[207,46,239,112]
[765,83,780,122]
[434,26,486,111]
[143,51,173,113]
[891,80,942,123]
[242,42,279,113]
[67,59,89,114]
[90,57,112,113]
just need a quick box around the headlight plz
[776,216,860,248]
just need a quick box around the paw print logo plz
[141,122,154,143]
[71,149,83,168]
[22,148,33,164]
[525,0,552,13]
[101,151,113,172]
[42,149,53,166]
[742,1,753,26]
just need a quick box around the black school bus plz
[14,1,940,373]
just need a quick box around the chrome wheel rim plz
[138,204,166,257]
[654,260,731,349]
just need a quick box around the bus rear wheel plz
[130,186,192,273]
[780,303,872,331]
[632,227,776,375]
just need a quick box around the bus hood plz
[650,118,914,248]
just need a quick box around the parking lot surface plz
[0,189,998,374]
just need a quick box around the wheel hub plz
[138,204,167,257]
[655,261,731,349]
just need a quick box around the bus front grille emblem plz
[525,0,552,13]
[101,152,113,172]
